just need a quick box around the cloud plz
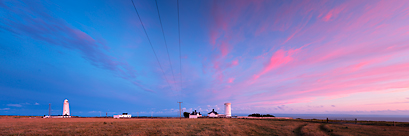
[2,0,409,114]
[321,3,347,22]
[0,108,10,110]
[207,0,409,108]
[7,104,22,107]
[366,101,409,105]
[34,102,40,105]
[277,105,287,110]
[228,78,235,83]
[0,1,151,92]
[253,45,306,80]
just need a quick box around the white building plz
[43,99,72,118]
[189,110,202,118]
[114,113,131,119]
[62,99,71,118]
[224,103,231,117]
[208,109,219,117]
[63,99,70,116]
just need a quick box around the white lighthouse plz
[224,103,231,117]
[63,99,70,116]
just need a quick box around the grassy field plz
[1,117,409,135]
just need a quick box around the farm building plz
[113,113,131,119]
[189,110,202,118]
[208,109,218,117]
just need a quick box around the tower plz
[48,103,51,116]
[63,99,70,116]
[224,103,231,117]
[177,102,182,119]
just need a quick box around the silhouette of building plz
[189,110,202,118]
[208,109,218,117]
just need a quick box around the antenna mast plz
[177,102,183,119]
[48,103,51,117]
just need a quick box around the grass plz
[0,117,408,135]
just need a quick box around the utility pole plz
[177,102,183,119]
[48,103,51,117]
[106,112,107,118]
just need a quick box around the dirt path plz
[300,123,328,136]
[319,124,340,136]
[293,123,307,136]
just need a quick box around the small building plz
[189,110,202,118]
[113,113,131,119]
[208,109,218,117]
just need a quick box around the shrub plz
[248,113,275,117]
[183,112,190,118]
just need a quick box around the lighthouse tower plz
[224,103,231,117]
[63,99,70,116]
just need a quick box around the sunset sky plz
[1,0,409,116]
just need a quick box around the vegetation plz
[183,112,190,118]
[1,117,409,135]
[248,113,275,117]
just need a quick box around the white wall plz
[113,115,132,118]
[189,115,198,118]
[208,113,218,117]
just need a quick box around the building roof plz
[208,109,218,114]
[190,110,201,115]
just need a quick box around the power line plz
[177,0,183,121]
[155,0,176,88]
[177,0,182,92]
[131,0,173,91]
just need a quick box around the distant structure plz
[113,113,131,119]
[48,103,51,116]
[208,109,218,117]
[43,99,71,118]
[224,103,231,117]
[189,110,202,118]
[177,102,183,119]
[63,99,70,116]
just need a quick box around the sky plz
[1,0,409,117]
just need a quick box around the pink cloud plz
[253,45,306,80]
[228,78,235,83]
[219,41,230,57]
[231,59,238,66]
[322,12,332,21]
[131,0,409,112]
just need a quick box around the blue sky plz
[1,0,409,116]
